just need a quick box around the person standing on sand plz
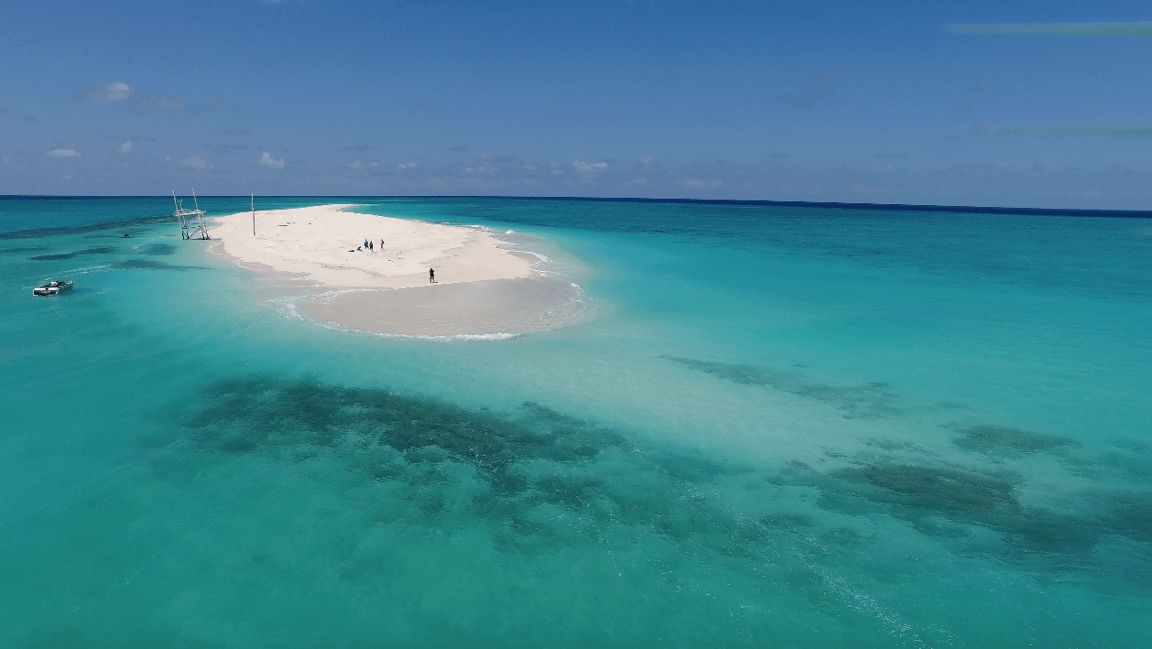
[429,268,435,283]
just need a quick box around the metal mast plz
[173,190,209,240]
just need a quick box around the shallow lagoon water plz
[1,197,1150,647]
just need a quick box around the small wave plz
[302,314,522,342]
[506,249,551,263]
[61,263,114,275]
[420,332,522,342]
[260,295,307,321]
[307,288,360,305]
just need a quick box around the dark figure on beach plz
[429,268,435,283]
[369,241,373,251]
[380,239,384,249]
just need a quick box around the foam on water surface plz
[1,197,1150,647]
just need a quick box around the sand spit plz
[210,204,584,337]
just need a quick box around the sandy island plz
[210,204,584,337]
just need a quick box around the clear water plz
[1,197,1149,647]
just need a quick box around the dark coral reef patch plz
[665,356,902,419]
[29,246,116,261]
[955,424,1079,456]
[176,374,1152,585]
[112,259,203,270]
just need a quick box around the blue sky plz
[2,0,1150,208]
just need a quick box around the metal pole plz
[251,194,255,236]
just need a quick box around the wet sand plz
[211,204,586,336]
[301,276,581,337]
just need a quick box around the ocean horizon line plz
[2,194,1150,219]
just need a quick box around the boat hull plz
[32,280,73,296]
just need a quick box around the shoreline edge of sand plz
[209,204,588,337]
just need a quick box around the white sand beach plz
[210,204,583,336]
[211,204,535,289]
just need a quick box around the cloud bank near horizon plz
[6,143,1150,211]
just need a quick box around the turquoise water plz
[1,197,1150,647]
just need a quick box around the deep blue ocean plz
[2,196,1150,647]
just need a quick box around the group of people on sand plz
[347,236,436,283]
[352,238,386,253]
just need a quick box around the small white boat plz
[33,280,74,297]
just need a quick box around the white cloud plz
[182,156,208,170]
[86,81,132,102]
[117,141,133,154]
[572,160,608,172]
[398,162,418,169]
[259,152,285,169]
[79,80,187,111]
[46,149,81,158]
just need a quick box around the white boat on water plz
[32,280,73,297]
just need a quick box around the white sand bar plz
[212,204,534,289]
[211,204,585,336]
